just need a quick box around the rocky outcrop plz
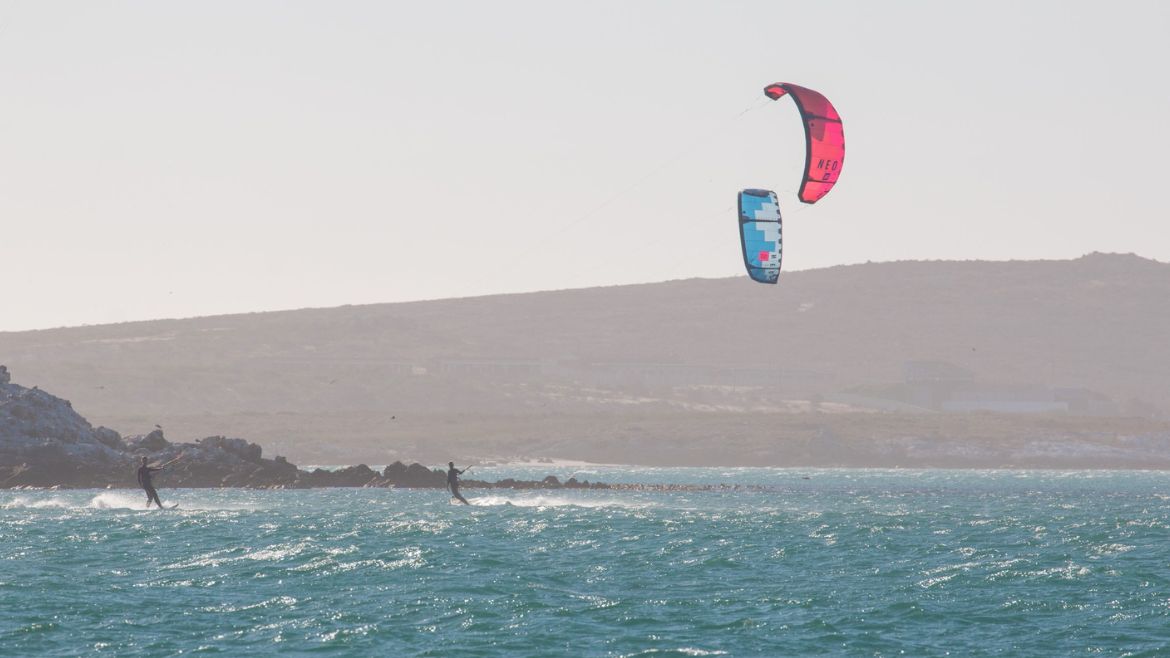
[299,464,384,488]
[1,370,129,487]
[0,368,327,488]
[0,367,608,490]
[472,475,609,490]
[382,460,443,487]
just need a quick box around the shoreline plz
[7,367,1170,490]
[9,464,1170,495]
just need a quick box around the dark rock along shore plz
[0,365,607,491]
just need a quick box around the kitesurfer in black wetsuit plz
[137,454,181,509]
[447,462,470,505]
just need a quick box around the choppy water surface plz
[2,469,1169,656]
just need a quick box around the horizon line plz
[2,251,1161,334]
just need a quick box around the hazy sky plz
[2,1,1168,331]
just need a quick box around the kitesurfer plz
[447,462,470,505]
[137,454,181,509]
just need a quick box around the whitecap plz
[467,494,652,509]
[1,496,72,509]
[619,649,728,657]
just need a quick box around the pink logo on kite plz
[759,251,771,261]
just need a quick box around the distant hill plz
[2,253,1168,466]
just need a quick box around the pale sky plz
[2,1,1168,331]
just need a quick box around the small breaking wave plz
[1,496,73,510]
[1,492,253,512]
[619,649,728,657]
[1,493,160,511]
[466,494,653,509]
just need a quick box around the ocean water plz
[2,468,1169,656]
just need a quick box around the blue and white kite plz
[737,189,782,284]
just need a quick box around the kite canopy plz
[737,189,782,284]
[763,83,844,204]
